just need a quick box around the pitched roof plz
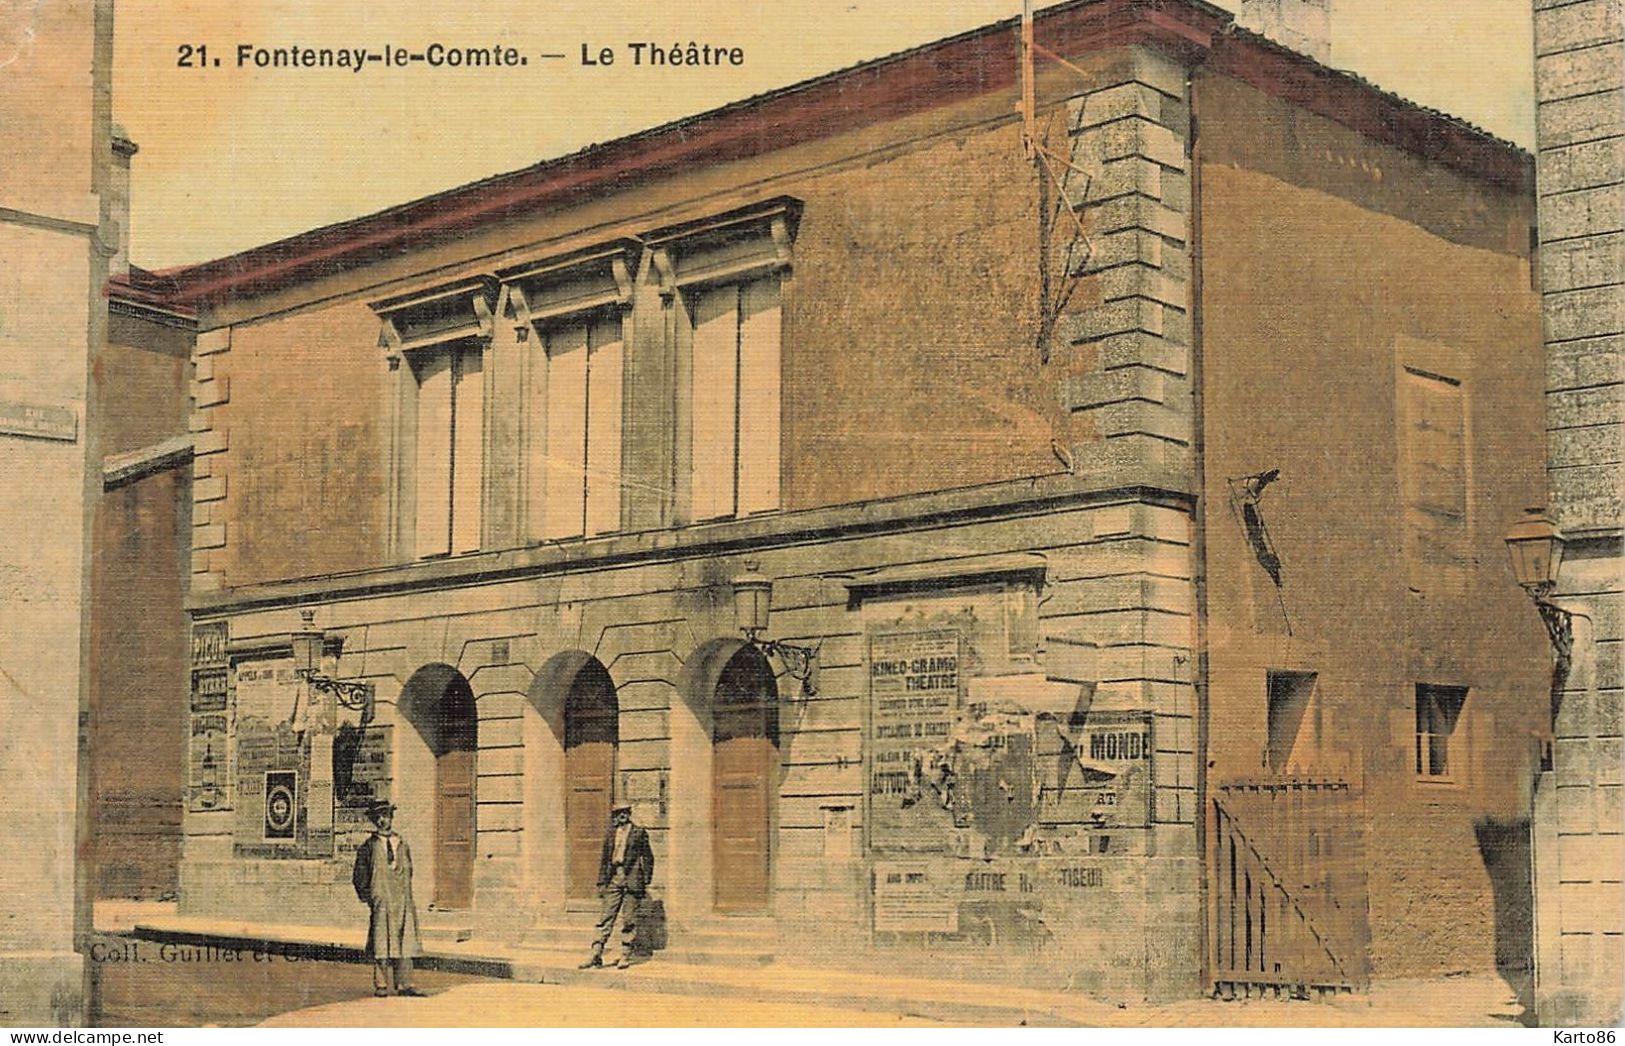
[153,0,1529,308]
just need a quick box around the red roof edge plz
[107,267,198,318]
[1208,26,1533,194]
[154,0,1530,310]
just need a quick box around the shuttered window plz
[1399,367,1467,594]
[534,315,625,540]
[411,344,484,558]
[689,276,781,521]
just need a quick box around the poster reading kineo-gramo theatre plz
[867,628,962,852]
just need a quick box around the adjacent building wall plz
[1195,72,1549,980]
[90,307,195,900]
[0,0,115,1025]
[1530,0,1624,1025]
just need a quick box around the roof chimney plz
[1235,0,1332,64]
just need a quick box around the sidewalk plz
[94,900,1530,1028]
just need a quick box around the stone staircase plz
[419,907,475,945]
[517,910,775,972]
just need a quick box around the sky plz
[110,1,1536,270]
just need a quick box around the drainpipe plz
[1186,58,1213,998]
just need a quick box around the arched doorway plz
[401,664,477,910]
[562,659,618,902]
[710,645,779,913]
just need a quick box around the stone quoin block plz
[192,428,228,455]
[1538,184,1625,242]
[1539,137,1625,195]
[1095,332,1191,375]
[1538,90,1625,149]
[191,522,225,551]
[192,376,229,408]
[1534,0,1624,57]
[1548,384,1625,427]
[1541,233,1625,293]
[1068,83,1166,131]
[1062,365,1168,410]
[1545,284,1625,342]
[195,327,231,356]
[1095,263,1189,309]
[1537,44,1625,102]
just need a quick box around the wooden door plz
[434,747,475,908]
[565,679,617,902]
[713,698,775,913]
[434,697,477,910]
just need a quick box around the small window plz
[1266,670,1317,773]
[1415,683,1467,780]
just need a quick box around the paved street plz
[254,975,1528,1029]
[88,945,485,1027]
[86,946,943,1027]
[259,980,945,1028]
[87,934,1529,1028]
[86,906,1530,1028]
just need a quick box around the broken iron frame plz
[1021,0,1098,362]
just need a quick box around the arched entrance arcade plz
[525,651,619,912]
[673,639,780,917]
[398,663,478,911]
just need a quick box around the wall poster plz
[866,628,962,853]
[187,714,228,812]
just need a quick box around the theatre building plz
[156,0,1550,1001]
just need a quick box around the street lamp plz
[291,609,325,678]
[731,563,819,697]
[1504,507,1566,602]
[289,608,374,721]
[1504,509,1577,735]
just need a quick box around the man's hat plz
[366,800,397,821]
[611,801,633,814]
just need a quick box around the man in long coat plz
[352,801,424,996]
[580,801,654,969]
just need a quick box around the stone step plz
[419,908,474,940]
[526,915,774,950]
[659,945,775,967]
[513,942,775,972]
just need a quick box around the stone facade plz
[0,0,115,1025]
[153,0,1546,1005]
[1531,0,1625,1026]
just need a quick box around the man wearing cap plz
[352,801,424,996]
[580,801,654,969]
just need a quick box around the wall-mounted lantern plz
[731,563,819,697]
[290,608,374,722]
[1504,508,1589,737]
[1504,507,1566,602]
[1504,507,1575,660]
[291,609,325,678]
